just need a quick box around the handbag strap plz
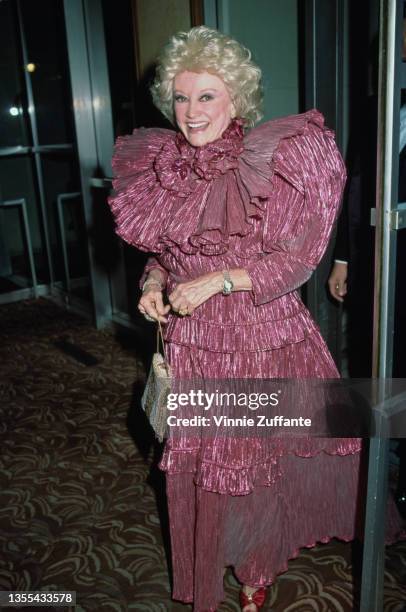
[156,319,169,369]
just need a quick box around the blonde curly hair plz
[150,26,263,128]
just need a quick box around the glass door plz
[0,0,90,308]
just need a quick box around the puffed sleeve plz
[245,124,347,305]
[138,256,169,290]
[107,127,176,253]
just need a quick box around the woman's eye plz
[200,94,213,102]
[174,95,187,103]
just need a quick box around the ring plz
[179,307,188,316]
[335,284,339,290]
[144,313,156,322]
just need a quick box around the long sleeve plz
[332,148,363,264]
[245,125,347,305]
[333,189,350,262]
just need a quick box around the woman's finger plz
[146,301,169,323]
[139,295,159,319]
[154,291,169,316]
[138,290,171,322]
[168,285,195,312]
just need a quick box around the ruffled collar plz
[109,109,327,255]
[153,118,246,197]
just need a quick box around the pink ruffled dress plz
[108,109,405,611]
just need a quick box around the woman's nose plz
[185,99,200,118]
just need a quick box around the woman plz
[108,26,404,612]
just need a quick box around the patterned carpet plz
[0,297,405,612]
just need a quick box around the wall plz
[134,0,191,78]
[205,0,299,120]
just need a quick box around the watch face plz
[223,279,233,294]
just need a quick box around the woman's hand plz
[328,261,348,302]
[138,284,170,323]
[168,271,223,315]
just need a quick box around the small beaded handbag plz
[141,319,172,442]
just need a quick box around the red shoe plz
[239,586,267,610]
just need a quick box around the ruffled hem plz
[232,529,406,589]
[232,534,355,590]
[171,525,406,609]
[159,439,363,496]
[163,307,319,352]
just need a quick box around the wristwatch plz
[222,269,234,295]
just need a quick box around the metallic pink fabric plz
[108,109,405,611]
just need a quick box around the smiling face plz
[173,71,235,147]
